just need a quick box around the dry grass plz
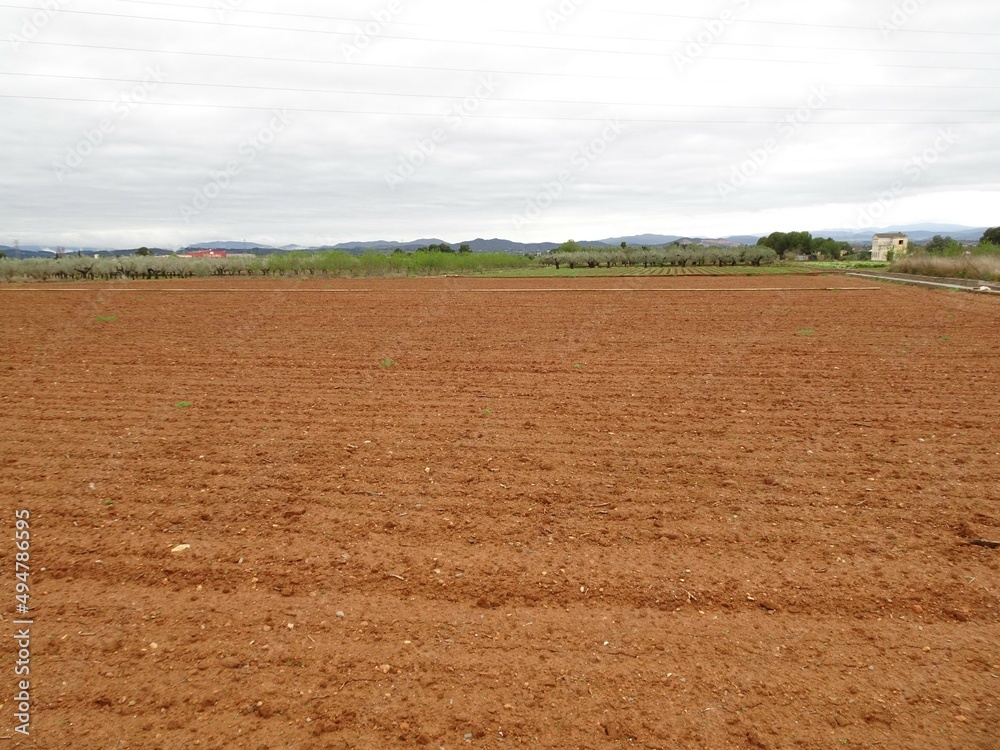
[891,253,1000,282]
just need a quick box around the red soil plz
[1,275,997,749]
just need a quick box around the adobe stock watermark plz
[214,0,243,21]
[717,85,831,201]
[674,0,751,73]
[510,119,625,230]
[880,0,929,39]
[856,128,959,229]
[8,0,70,53]
[52,66,167,183]
[342,0,403,61]
[384,75,499,192]
[546,0,589,30]
[179,110,296,222]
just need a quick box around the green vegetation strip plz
[0,286,882,294]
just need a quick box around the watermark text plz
[13,509,32,737]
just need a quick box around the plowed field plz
[1,275,998,749]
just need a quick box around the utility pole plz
[14,240,20,259]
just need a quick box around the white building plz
[871,233,909,262]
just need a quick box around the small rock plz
[336,611,345,618]
[378,664,391,674]
[945,607,971,622]
[171,544,191,554]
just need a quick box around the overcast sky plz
[2,0,999,248]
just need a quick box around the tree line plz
[0,250,530,282]
[754,232,853,260]
[540,243,778,270]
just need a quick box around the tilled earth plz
[1,275,998,749]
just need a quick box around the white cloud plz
[1,0,998,248]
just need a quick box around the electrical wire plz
[2,70,999,113]
[3,92,997,124]
[2,3,999,68]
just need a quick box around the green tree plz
[135,246,153,256]
[459,243,472,253]
[979,227,1000,245]
[925,235,963,255]
[757,231,813,259]
[811,237,851,260]
[557,239,583,253]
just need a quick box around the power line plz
[3,71,999,113]
[3,4,1000,68]
[695,57,999,72]
[3,92,998,124]
[106,0,1000,56]
[14,39,1000,80]
[110,0,1000,40]
[612,7,1000,37]
[17,39,640,82]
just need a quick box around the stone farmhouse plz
[871,233,909,262]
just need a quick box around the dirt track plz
[1,275,998,749]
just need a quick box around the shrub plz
[892,253,1000,282]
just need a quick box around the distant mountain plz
[186,241,281,251]
[461,238,560,253]
[17,224,993,257]
[724,235,765,246]
[331,238,561,253]
[585,234,757,248]
[811,225,988,243]
[2,245,117,257]
[895,223,985,233]
[332,239,448,251]
[594,234,683,246]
